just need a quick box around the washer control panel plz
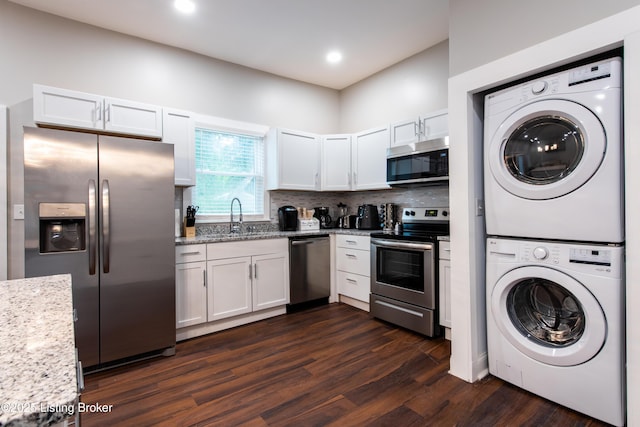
[520,243,560,264]
[569,248,612,266]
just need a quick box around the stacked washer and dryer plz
[483,57,625,426]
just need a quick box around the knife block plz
[183,218,196,237]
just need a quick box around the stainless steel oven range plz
[370,206,450,337]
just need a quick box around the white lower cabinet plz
[252,253,290,311]
[207,256,253,321]
[335,235,371,304]
[439,240,451,329]
[175,244,207,328]
[176,239,289,340]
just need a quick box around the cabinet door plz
[252,252,289,311]
[390,118,419,147]
[439,259,452,328]
[104,97,163,138]
[33,84,103,130]
[163,109,195,186]
[175,261,207,328]
[352,126,390,190]
[207,257,252,321]
[421,110,448,140]
[321,134,352,191]
[271,129,320,190]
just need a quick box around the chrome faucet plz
[230,197,243,233]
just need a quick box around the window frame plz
[188,114,270,224]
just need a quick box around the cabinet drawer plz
[336,234,370,251]
[176,244,207,263]
[337,271,370,303]
[439,241,451,261]
[336,247,370,276]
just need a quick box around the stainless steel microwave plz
[386,137,449,186]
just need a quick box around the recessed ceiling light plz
[174,0,196,14]
[326,50,343,64]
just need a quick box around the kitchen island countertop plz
[0,274,78,427]
[175,228,376,245]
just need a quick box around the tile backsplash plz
[177,185,449,235]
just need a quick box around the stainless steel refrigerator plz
[23,126,176,369]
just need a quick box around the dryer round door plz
[488,99,606,200]
[491,266,606,366]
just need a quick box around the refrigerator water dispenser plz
[39,203,86,253]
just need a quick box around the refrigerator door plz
[24,127,100,367]
[98,136,175,363]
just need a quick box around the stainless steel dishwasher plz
[288,235,330,312]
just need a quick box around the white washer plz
[484,57,623,243]
[486,237,625,426]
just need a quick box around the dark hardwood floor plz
[81,303,610,426]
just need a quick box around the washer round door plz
[488,99,606,200]
[491,266,606,366]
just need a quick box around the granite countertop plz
[176,228,376,245]
[0,274,78,427]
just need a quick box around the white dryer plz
[484,57,623,243]
[486,237,625,426]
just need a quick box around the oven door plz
[370,239,435,309]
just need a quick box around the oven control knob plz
[442,210,448,217]
[410,210,416,216]
[533,246,549,260]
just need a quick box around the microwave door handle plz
[88,180,97,275]
[102,179,111,274]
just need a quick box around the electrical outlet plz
[13,204,24,220]
[475,199,485,217]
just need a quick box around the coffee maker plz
[278,206,298,231]
[313,207,332,229]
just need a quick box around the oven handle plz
[371,239,434,251]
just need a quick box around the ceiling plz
[9,0,449,90]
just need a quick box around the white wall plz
[0,0,339,134]
[448,7,640,426]
[0,105,6,280]
[339,40,449,133]
[448,0,640,76]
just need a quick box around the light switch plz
[13,204,24,220]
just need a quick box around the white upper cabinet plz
[266,128,320,191]
[33,84,163,138]
[390,118,422,147]
[321,134,352,191]
[352,125,390,190]
[104,96,163,138]
[390,109,448,147]
[163,108,196,186]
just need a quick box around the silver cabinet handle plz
[254,263,257,279]
[203,269,206,287]
[88,180,96,275]
[180,251,202,256]
[346,277,358,283]
[105,103,111,123]
[345,253,357,258]
[345,239,357,244]
[102,179,111,273]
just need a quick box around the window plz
[193,120,268,221]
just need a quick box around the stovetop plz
[371,206,450,242]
